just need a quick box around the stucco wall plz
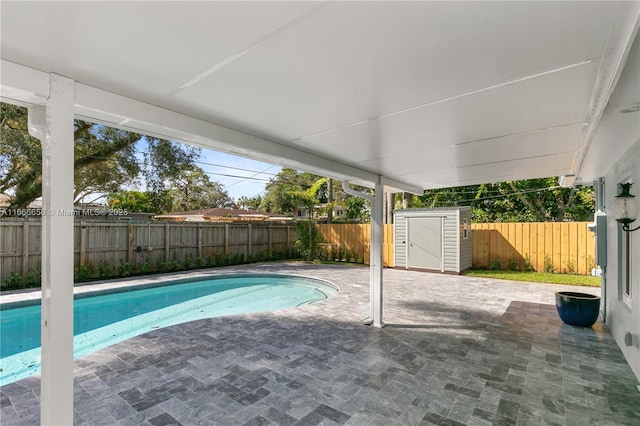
[604,139,640,381]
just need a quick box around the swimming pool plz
[0,273,338,385]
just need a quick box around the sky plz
[196,149,281,201]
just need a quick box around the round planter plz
[555,291,600,327]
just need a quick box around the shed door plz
[407,217,443,271]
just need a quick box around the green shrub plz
[74,264,93,282]
[344,249,353,263]
[1,271,23,290]
[98,261,112,279]
[154,254,166,272]
[294,220,323,261]
[506,257,520,271]
[565,260,576,275]
[489,259,501,270]
[544,255,555,273]
[117,259,131,277]
[171,256,181,271]
[522,254,535,272]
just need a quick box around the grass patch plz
[463,269,601,287]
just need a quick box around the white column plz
[370,179,384,328]
[40,74,75,425]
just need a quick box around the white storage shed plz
[394,207,472,274]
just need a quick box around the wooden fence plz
[1,220,596,281]
[317,224,395,267]
[317,222,596,274]
[471,222,595,275]
[0,220,296,282]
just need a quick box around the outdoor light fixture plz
[613,183,640,232]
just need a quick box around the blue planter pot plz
[555,291,600,327]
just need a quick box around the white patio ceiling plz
[2,1,639,191]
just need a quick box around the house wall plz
[604,139,640,381]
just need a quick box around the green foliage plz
[74,264,93,282]
[143,138,201,213]
[260,169,320,215]
[169,166,233,212]
[237,195,263,211]
[108,190,154,213]
[1,272,23,290]
[171,255,181,271]
[344,196,370,223]
[489,259,502,270]
[0,103,141,209]
[295,220,323,260]
[420,178,594,222]
[506,257,520,271]
[543,255,555,273]
[98,261,112,279]
[117,259,131,277]
[154,254,167,272]
[141,261,151,274]
[260,169,371,222]
[564,260,576,275]
[522,255,536,272]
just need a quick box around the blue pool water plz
[0,274,337,385]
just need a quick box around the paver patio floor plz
[1,262,639,425]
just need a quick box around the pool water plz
[0,274,337,385]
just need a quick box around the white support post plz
[370,179,384,328]
[40,74,75,425]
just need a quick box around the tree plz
[168,166,234,211]
[260,168,369,220]
[419,178,595,222]
[142,137,201,213]
[237,195,263,210]
[345,196,370,222]
[107,190,154,213]
[1,103,141,209]
[260,168,320,214]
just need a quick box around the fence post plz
[197,224,202,258]
[127,224,134,265]
[224,223,229,256]
[79,221,86,266]
[268,224,272,254]
[22,221,29,279]
[164,222,170,262]
[248,224,252,256]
